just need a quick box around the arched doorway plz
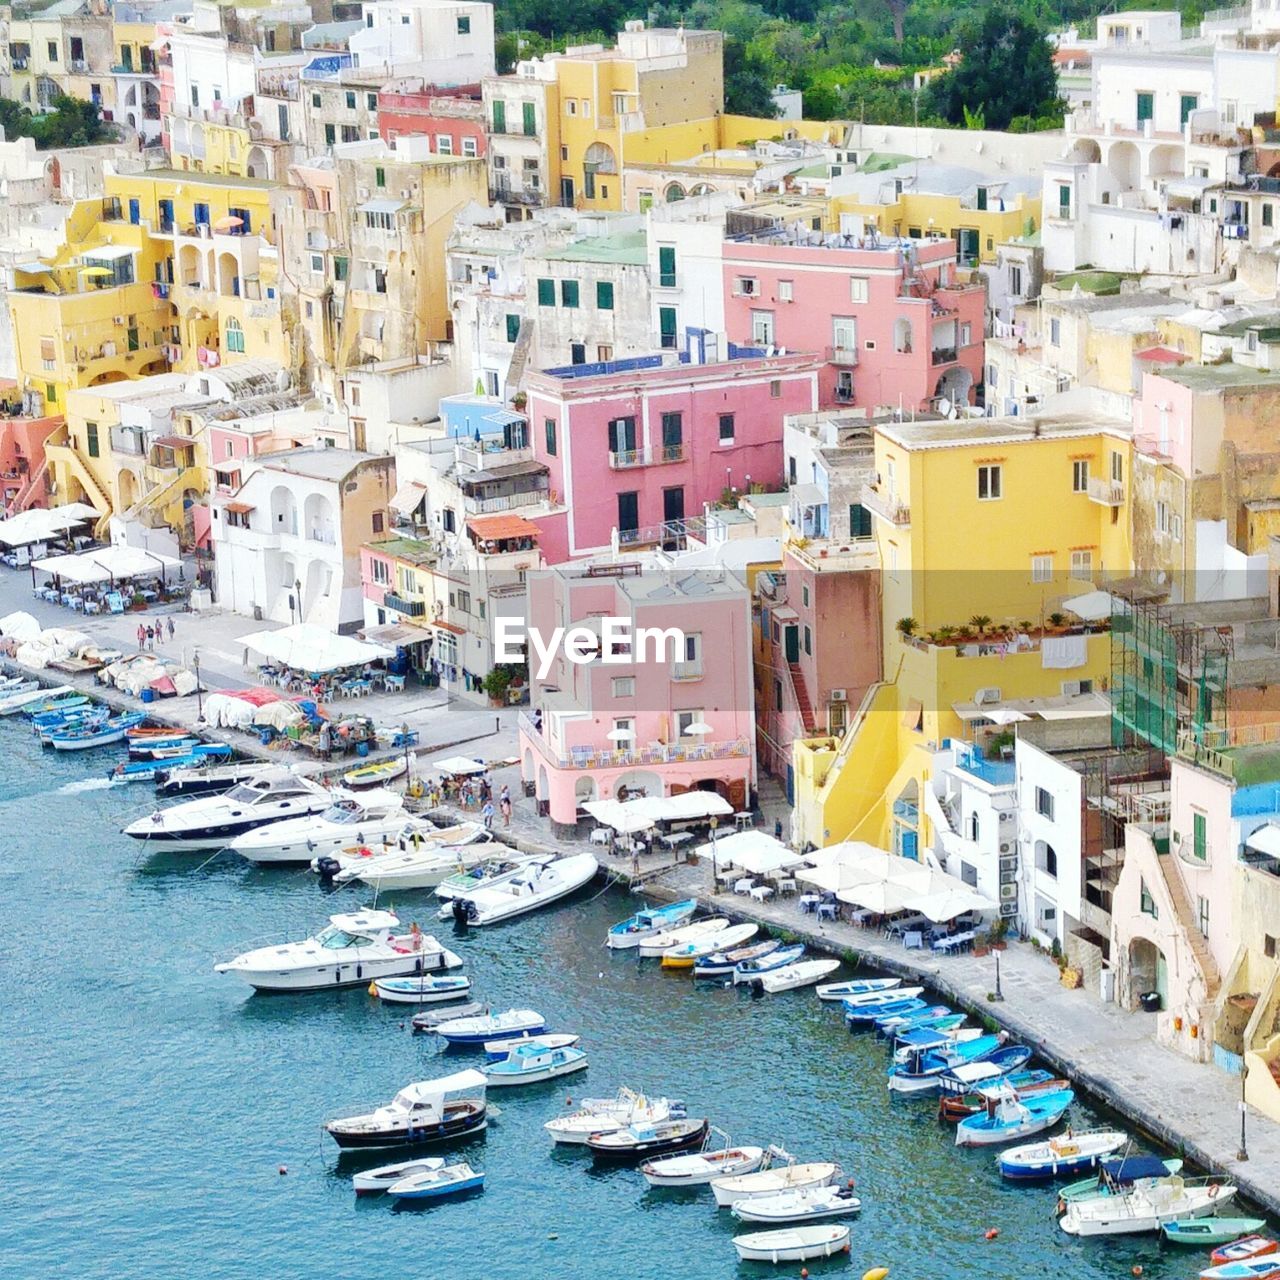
[246,146,269,179]
[935,365,974,407]
[664,183,686,202]
[1107,140,1140,192]
[117,469,139,512]
[574,776,597,808]
[1128,936,1167,1009]
[611,769,663,802]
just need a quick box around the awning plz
[693,829,801,875]
[238,622,394,673]
[463,459,547,483]
[583,793,733,834]
[83,245,139,261]
[0,504,100,546]
[153,435,193,449]
[467,513,540,540]
[1063,589,1116,622]
[433,755,486,775]
[212,459,243,474]
[791,482,825,508]
[433,619,465,636]
[32,545,182,584]
[1246,824,1280,857]
[389,481,427,514]
[223,501,255,515]
[362,622,428,647]
[359,199,408,215]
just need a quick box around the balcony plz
[930,346,958,366]
[463,488,546,515]
[608,444,686,469]
[519,711,750,770]
[859,481,910,526]
[383,592,426,617]
[1087,477,1125,506]
[826,345,859,366]
[672,660,703,681]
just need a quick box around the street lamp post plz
[193,652,202,721]
[709,816,719,889]
[992,948,1005,1002]
[401,720,412,786]
[1238,1062,1250,1162]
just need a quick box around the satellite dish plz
[938,396,952,417]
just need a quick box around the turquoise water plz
[1,718,1265,1280]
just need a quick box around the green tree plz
[926,4,1060,131]
[723,35,779,117]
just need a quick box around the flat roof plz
[1156,364,1280,391]
[542,231,647,266]
[261,447,389,481]
[127,168,278,191]
[367,536,437,565]
[878,411,1131,450]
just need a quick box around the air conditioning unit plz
[113,315,126,326]
[1000,866,1017,885]
[998,811,1014,823]
[999,840,1013,854]
[999,855,1017,872]
[999,901,1018,918]
[999,883,1018,902]
[831,688,847,702]
[975,686,1002,705]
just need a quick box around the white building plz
[349,0,495,83]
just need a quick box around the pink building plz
[0,379,62,514]
[377,81,486,157]
[518,561,756,834]
[525,348,820,560]
[720,230,985,412]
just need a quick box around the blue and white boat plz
[999,1129,1128,1180]
[956,1087,1074,1147]
[48,712,145,751]
[875,1003,953,1034]
[886,1033,1007,1094]
[693,938,781,979]
[606,898,697,950]
[34,705,105,736]
[891,1024,981,1061]
[386,1161,484,1201]
[111,743,233,782]
[840,985,924,1010]
[845,996,927,1027]
[815,977,902,1002]
[434,1008,545,1046]
[1199,1259,1280,1280]
[128,735,201,760]
[481,1040,588,1086]
[937,1058,1045,1095]
[483,1033,579,1060]
[732,943,805,984]
[894,1012,968,1037]
[374,974,473,1005]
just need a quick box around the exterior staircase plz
[43,438,111,518]
[1155,850,1222,1001]
[118,463,203,532]
[504,317,534,400]
[5,456,49,515]
[785,661,818,733]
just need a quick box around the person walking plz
[153,617,164,646]
[499,785,511,828]
[136,622,146,651]
[144,624,155,652]
[166,617,175,642]
[481,800,495,831]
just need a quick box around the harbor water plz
[2,717,1269,1280]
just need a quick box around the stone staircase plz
[5,456,48,515]
[1155,851,1222,1001]
[786,661,818,733]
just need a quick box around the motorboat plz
[661,922,759,969]
[214,909,462,992]
[840,984,924,1009]
[427,849,539,899]
[1210,1237,1278,1268]
[443,853,598,926]
[755,958,841,994]
[323,821,493,886]
[845,997,929,1027]
[999,1129,1128,1180]
[325,1069,488,1150]
[386,1161,484,1201]
[711,1153,840,1208]
[815,977,901,1002]
[373,975,472,1005]
[640,1128,764,1188]
[731,1184,863,1225]
[891,1025,982,1064]
[228,789,407,865]
[731,943,805,984]
[886,1034,1007,1094]
[956,1087,1074,1147]
[1163,1218,1268,1246]
[637,917,728,959]
[930,1046,1033,1090]
[1059,1175,1238,1235]
[113,744,232,783]
[606,898,697,949]
[544,1088,679,1146]
[434,1008,545,1046]
[731,1225,851,1263]
[587,1116,710,1163]
[693,938,781,979]
[891,1012,968,1038]
[483,1033,579,1060]
[875,1004,956,1036]
[123,769,333,850]
[1058,1156,1183,1206]
[1200,1262,1280,1280]
[155,759,267,797]
[411,1001,487,1033]
[481,1041,587,1087]
[352,1157,444,1195]
[342,757,408,789]
[48,712,144,751]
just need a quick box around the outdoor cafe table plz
[799,893,822,914]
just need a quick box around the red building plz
[377,80,486,158]
[0,381,62,514]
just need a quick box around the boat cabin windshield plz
[315,926,370,950]
[325,801,363,823]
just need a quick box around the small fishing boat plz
[342,756,408,789]
[693,937,781,979]
[637,917,729,959]
[1059,1174,1237,1236]
[755,958,841,995]
[48,711,145,750]
[956,1087,1074,1147]
[386,1161,484,1201]
[640,1128,764,1188]
[606,898,698,950]
[1211,1237,1278,1268]
[731,1225,851,1263]
[1059,1156,1184,1206]
[931,1045,1033,1089]
[896,1012,969,1037]
[841,984,925,1009]
[1163,1218,1268,1246]
[19,693,88,718]
[999,1129,1128,1180]
[938,1071,1066,1123]
[815,977,902,1002]
[411,1001,488,1033]
[352,1157,444,1194]
[482,1033,579,1060]
[732,943,805,984]
[886,1034,1007,1094]
[155,759,266,796]
[373,975,473,1005]
[443,853,598,927]
[114,744,233,783]
[543,1088,679,1146]
[732,1184,863,1225]
[661,922,759,969]
[0,684,75,715]
[711,1153,841,1208]
[891,1025,981,1063]
[1200,1261,1280,1280]
[587,1116,710,1164]
[844,996,928,1027]
[482,1040,587,1086]
[875,1003,955,1035]
[434,1008,545,1046]
[325,1069,488,1149]
[128,735,201,760]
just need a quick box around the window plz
[778,280,793,302]
[977,464,1002,500]
[849,276,868,304]
[1031,554,1053,583]
[1180,94,1198,125]
[775,678,783,711]
[45,383,56,405]
[661,412,683,459]
[523,102,536,136]
[375,166,385,188]
[1049,317,1061,346]
[658,306,677,350]
[334,256,348,282]
[801,585,810,607]
[1157,500,1170,534]
[86,422,99,458]
[455,589,471,614]
[367,93,377,111]
[457,14,470,32]
[345,91,356,110]
[1266,204,1275,229]
[675,707,705,739]
[566,100,576,116]
[225,318,245,353]
[597,344,612,362]
[596,281,614,310]
[1070,549,1093,579]
[48,40,58,61]
[372,511,385,534]
[1111,450,1124,484]
[364,209,395,232]
[372,558,391,586]
[1036,843,1058,878]
[463,137,477,157]
[718,413,735,443]
[1072,459,1089,492]
[324,123,336,146]
[436,135,453,155]
[849,503,872,538]
[1010,264,1023,296]
[1197,894,1210,936]
[1035,786,1054,819]
[1140,876,1158,918]
[967,811,979,841]
[560,280,579,308]
[1058,183,1072,218]
[1192,809,1207,861]
[657,245,676,288]
[832,316,856,355]
[312,92,321,108]
[770,380,781,398]
[803,625,812,655]
[1136,91,1154,124]
[536,278,555,307]
[751,310,774,344]
[492,100,505,133]
[310,253,324,274]
[611,676,634,697]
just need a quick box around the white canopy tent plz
[693,829,801,875]
[1063,590,1118,623]
[907,884,997,922]
[1245,824,1280,857]
[32,544,182,585]
[432,756,486,776]
[239,623,394,674]
[584,792,733,835]
[0,503,101,547]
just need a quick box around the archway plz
[574,776,597,806]
[302,492,336,544]
[1065,138,1101,165]
[689,183,713,197]
[1107,140,1140,191]
[269,484,298,536]
[117,469,139,512]
[935,365,974,406]
[611,768,663,801]
[89,371,128,386]
[537,764,549,802]
[246,145,269,180]
[1147,142,1182,182]
[664,183,686,202]
[893,317,913,354]
[178,243,202,286]
[217,250,239,297]
[1128,936,1167,1009]
[583,141,617,175]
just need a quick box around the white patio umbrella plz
[606,726,636,742]
[683,720,713,735]
[907,885,997,923]
[838,877,916,915]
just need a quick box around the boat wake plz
[57,776,125,794]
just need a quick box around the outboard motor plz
[452,898,477,926]
[315,856,342,883]
[749,978,765,998]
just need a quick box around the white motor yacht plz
[214,908,463,992]
[228,789,406,865]
[440,853,598,926]
[123,768,332,851]
[325,821,495,889]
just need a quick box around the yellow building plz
[792,411,1134,854]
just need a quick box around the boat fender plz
[367,982,377,997]
[863,1269,889,1280]
[355,965,362,981]
[278,1165,287,1176]
[1132,1268,1143,1277]
[1055,1198,1065,1215]
[846,1177,856,1188]
[984,1229,999,1240]
[565,1097,572,1106]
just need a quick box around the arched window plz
[225,318,245,354]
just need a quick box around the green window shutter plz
[334,256,349,282]
[522,102,536,135]
[86,423,99,457]
[1136,92,1153,123]
[659,306,676,337]
[545,417,557,456]
[596,281,614,310]
[561,280,579,308]
[536,278,555,307]
[506,314,521,343]
[492,100,506,133]
[1193,811,1207,860]
[658,245,676,287]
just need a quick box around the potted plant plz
[1047,611,1067,632]
[973,931,991,958]
[989,917,1009,951]
[935,624,958,645]
[895,617,919,639]
[970,614,992,636]
[482,666,513,707]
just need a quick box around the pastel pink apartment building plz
[524,346,820,561]
[719,226,986,412]
[518,561,756,834]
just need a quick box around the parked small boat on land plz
[543,1088,679,1146]
[640,1128,763,1188]
[342,756,408,789]
[637,917,728,959]
[386,1161,484,1202]
[352,1157,444,1195]
[373,974,472,1005]
[587,1116,710,1163]
[815,977,901,1002]
[481,1040,587,1087]
[606,899,697,950]
[731,1224,851,1263]
[325,1068,488,1150]
[955,1087,1074,1147]
[754,958,841,994]
[999,1129,1128,1180]
[731,1184,862,1225]
[1162,1218,1268,1246]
